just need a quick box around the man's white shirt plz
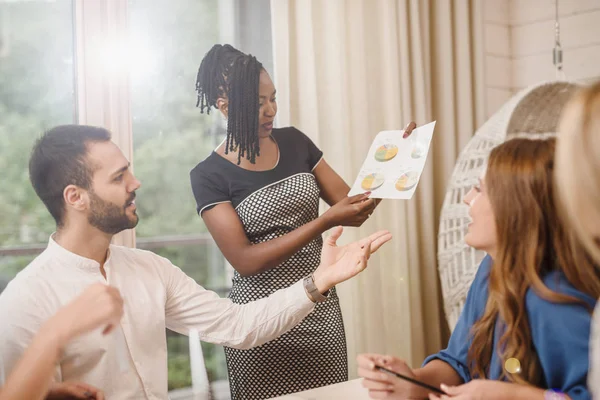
[0,236,315,399]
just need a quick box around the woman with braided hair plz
[190,44,414,399]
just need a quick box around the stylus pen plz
[375,366,445,395]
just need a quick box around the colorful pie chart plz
[361,173,385,191]
[374,144,398,162]
[395,171,419,191]
[411,143,425,159]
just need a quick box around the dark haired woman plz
[190,44,415,399]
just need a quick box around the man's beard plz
[87,190,138,234]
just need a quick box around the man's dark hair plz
[195,44,263,164]
[29,125,111,227]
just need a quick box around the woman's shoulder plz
[272,126,305,142]
[190,152,227,187]
[525,270,597,313]
[191,151,220,175]
[272,126,322,168]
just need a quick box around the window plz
[0,1,272,397]
[128,0,273,395]
[0,0,76,292]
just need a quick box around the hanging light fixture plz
[553,0,565,78]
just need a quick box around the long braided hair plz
[195,44,263,164]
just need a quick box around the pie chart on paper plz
[374,144,398,162]
[361,173,385,191]
[395,171,419,191]
[411,143,426,159]
[347,121,437,199]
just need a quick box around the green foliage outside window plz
[0,0,229,391]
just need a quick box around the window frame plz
[0,0,273,396]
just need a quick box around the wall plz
[481,0,600,118]
[482,0,512,119]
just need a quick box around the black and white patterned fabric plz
[225,173,347,400]
[190,127,347,400]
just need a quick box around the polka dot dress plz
[225,173,347,400]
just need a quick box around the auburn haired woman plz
[358,138,600,400]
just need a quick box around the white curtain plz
[74,0,135,247]
[271,0,485,377]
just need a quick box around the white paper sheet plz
[348,121,436,199]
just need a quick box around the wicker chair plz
[437,81,581,331]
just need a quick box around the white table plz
[268,379,370,399]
